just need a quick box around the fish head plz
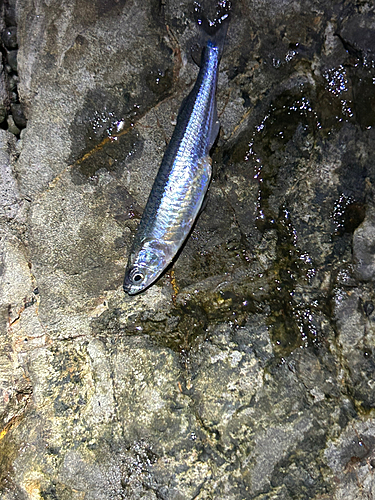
[123,241,171,295]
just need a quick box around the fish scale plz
[123,39,224,295]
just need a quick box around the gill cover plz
[123,241,172,295]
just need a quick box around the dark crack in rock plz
[2,0,375,499]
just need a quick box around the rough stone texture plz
[1,0,375,498]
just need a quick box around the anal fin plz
[196,155,213,216]
[209,118,220,150]
[209,102,220,150]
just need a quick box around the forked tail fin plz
[193,0,231,59]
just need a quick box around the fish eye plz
[130,269,145,284]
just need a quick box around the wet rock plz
[1,26,17,50]
[2,0,375,499]
[6,50,17,73]
[4,3,16,28]
[353,209,375,281]
[10,103,26,129]
[325,419,375,499]
[0,104,6,124]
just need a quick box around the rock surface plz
[1,0,375,498]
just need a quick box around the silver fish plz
[124,18,228,295]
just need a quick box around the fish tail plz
[193,1,231,58]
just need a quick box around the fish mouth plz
[123,284,134,295]
[123,272,135,294]
[123,266,148,295]
[123,277,139,295]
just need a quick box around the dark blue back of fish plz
[124,40,222,295]
[135,42,220,244]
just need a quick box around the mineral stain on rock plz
[2,0,375,499]
[68,88,145,183]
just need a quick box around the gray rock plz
[7,115,19,136]
[1,26,17,50]
[6,50,18,73]
[2,0,375,499]
[0,130,20,219]
[353,209,375,281]
[10,103,26,129]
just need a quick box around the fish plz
[123,2,230,295]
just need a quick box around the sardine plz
[124,5,229,295]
